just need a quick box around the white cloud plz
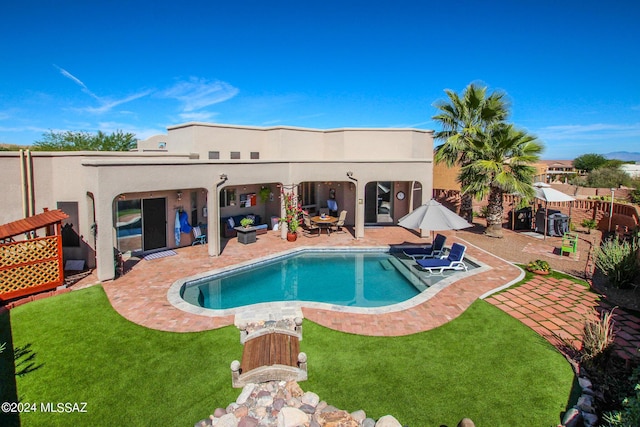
[535,123,640,141]
[178,111,219,122]
[161,77,238,112]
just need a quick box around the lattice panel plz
[0,237,58,268]
[0,260,61,295]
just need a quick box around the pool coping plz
[167,245,491,319]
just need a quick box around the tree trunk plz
[485,187,504,238]
[460,193,474,223]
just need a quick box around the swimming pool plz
[180,251,421,309]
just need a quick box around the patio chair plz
[330,210,347,233]
[191,226,207,245]
[403,233,447,260]
[416,243,467,274]
[302,215,320,237]
[560,232,578,257]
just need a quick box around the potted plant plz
[240,217,254,228]
[527,259,551,275]
[281,191,302,241]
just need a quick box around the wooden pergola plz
[0,209,69,302]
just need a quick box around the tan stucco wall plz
[138,123,433,162]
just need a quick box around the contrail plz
[53,64,100,100]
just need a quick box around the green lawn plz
[1,285,575,426]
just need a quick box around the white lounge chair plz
[416,243,467,274]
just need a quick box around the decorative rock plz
[578,377,592,389]
[316,410,358,427]
[320,405,339,413]
[237,384,255,405]
[375,415,402,427]
[561,407,582,427]
[273,398,286,411]
[285,380,304,397]
[214,408,227,417]
[253,406,267,418]
[582,412,598,427]
[457,418,476,427]
[217,413,239,427]
[577,395,594,413]
[298,403,316,414]
[309,418,321,427]
[234,405,249,418]
[316,401,328,412]
[277,407,309,427]
[350,410,366,422]
[238,416,259,427]
[255,394,273,408]
[301,391,320,407]
[363,418,376,427]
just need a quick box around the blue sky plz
[1,0,639,159]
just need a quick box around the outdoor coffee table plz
[311,215,337,235]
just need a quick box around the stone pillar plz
[208,186,220,257]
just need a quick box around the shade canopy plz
[532,183,574,239]
[398,199,472,233]
[533,184,575,203]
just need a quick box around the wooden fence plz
[0,235,64,301]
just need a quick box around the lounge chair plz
[403,233,446,260]
[191,226,207,245]
[416,243,467,274]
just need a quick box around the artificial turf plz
[1,285,575,426]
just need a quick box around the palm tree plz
[433,83,509,222]
[460,124,543,237]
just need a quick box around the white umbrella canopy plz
[532,183,575,239]
[533,183,575,203]
[398,199,472,233]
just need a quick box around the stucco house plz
[0,123,434,283]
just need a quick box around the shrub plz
[595,237,640,289]
[602,365,640,427]
[581,218,597,233]
[581,309,616,364]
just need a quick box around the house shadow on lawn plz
[0,307,44,427]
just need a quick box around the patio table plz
[311,215,337,235]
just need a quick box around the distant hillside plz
[605,151,640,162]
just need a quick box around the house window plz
[208,151,220,159]
[250,152,260,159]
[230,151,241,159]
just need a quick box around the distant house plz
[539,160,584,183]
[621,163,640,178]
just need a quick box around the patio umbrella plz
[533,182,575,239]
[398,199,472,238]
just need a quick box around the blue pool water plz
[181,251,420,309]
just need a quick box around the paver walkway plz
[486,276,640,361]
[62,225,639,363]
